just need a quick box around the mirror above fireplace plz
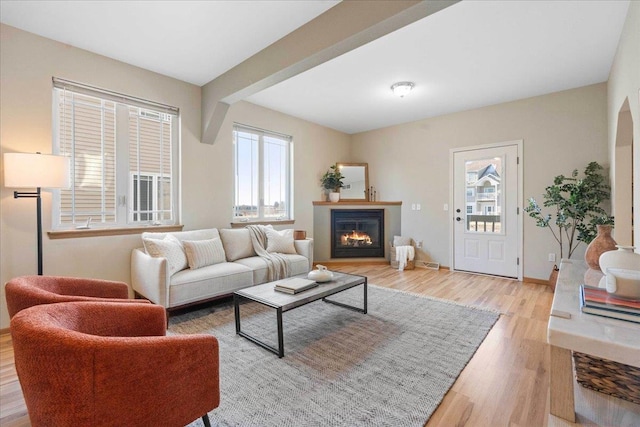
[337,163,369,201]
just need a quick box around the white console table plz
[547,260,640,423]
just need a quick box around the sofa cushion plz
[235,254,310,285]
[219,228,256,261]
[183,238,226,269]
[142,234,188,276]
[265,228,297,254]
[169,262,253,307]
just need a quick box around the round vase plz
[328,192,340,203]
[584,224,617,271]
[308,265,333,282]
[599,245,640,273]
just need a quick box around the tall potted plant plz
[524,162,614,287]
[320,163,344,202]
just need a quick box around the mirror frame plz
[337,162,369,201]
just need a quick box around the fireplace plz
[331,209,384,258]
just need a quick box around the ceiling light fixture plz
[391,81,414,98]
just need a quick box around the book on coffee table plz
[274,277,318,294]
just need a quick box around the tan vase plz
[584,224,617,271]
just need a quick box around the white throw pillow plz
[219,228,256,261]
[183,238,226,269]
[393,235,412,247]
[143,234,188,275]
[265,228,297,254]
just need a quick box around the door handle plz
[456,217,464,222]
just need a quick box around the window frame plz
[232,123,293,223]
[51,78,180,230]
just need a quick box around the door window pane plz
[464,157,503,233]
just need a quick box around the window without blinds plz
[233,124,292,221]
[53,81,179,229]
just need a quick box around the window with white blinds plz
[233,124,292,221]
[52,79,179,229]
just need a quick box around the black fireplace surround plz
[331,209,384,258]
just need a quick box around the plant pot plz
[328,192,340,203]
[584,224,617,271]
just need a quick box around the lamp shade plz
[4,153,70,189]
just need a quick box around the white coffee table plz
[547,260,640,422]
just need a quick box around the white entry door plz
[451,142,522,279]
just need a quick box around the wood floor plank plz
[1,264,638,426]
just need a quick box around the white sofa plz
[131,227,313,312]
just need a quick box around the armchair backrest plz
[5,275,130,318]
[11,301,219,426]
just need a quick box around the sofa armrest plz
[131,248,170,308]
[294,238,314,270]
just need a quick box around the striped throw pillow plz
[183,238,227,269]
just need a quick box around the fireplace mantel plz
[312,201,402,206]
[312,202,402,263]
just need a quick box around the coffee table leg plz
[277,308,284,358]
[234,293,241,334]
[322,280,368,314]
[363,278,367,314]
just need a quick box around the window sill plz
[47,224,184,239]
[230,219,295,229]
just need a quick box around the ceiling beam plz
[201,0,460,144]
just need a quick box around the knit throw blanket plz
[246,225,291,281]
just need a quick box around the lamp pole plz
[13,187,43,275]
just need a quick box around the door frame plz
[449,140,524,281]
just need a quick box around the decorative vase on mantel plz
[584,224,617,271]
[328,192,340,203]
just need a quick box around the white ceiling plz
[0,1,630,134]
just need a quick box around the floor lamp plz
[3,152,70,275]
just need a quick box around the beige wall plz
[2,3,636,329]
[0,24,350,329]
[351,83,609,280]
[607,1,640,249]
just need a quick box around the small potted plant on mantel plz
[320,163,344,202]
[524,161,614,290]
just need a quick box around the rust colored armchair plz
[5,275,132,318]
[10,301,220,427]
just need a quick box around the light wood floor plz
[1,264,638,426]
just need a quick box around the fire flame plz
[341,230,372,245]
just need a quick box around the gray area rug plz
[170,285,500,427]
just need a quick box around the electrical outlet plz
[416,240,423,249]
[411,204,416,210]
[443,203,449,211]
[416,203,421,210]
[548,253,556,262]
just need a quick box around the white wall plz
[0,24,350,329]
[607,1,640,249]
[351,83,609,280]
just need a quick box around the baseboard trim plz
[0,327,9,336]
[315,261,389,268]
[524,276,551,286]
[315,261,450,271]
